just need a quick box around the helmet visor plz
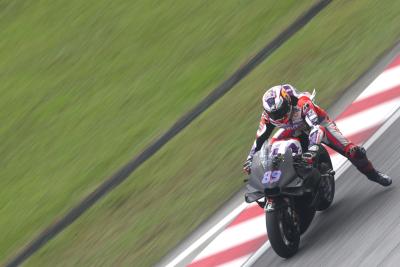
[268,99,291,120]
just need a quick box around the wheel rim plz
[278,207,298,247]
[321,176,334,202]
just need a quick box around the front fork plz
[265,196,288,213]
[265,196,300,230]
[265,197,276,212]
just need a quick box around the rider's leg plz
[319,120,391,186]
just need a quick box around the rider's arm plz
[247,112,275,161]
[298,96,326,148]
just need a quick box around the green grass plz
[0,0,318,263]
[18,0,400,266]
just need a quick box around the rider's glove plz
[243,157,253,175]
[302,145,319,168]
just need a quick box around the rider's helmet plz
[262,85,292,124]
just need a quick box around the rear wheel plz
[316,155,335,211]
[266,205,300,258]
[315,146,335,211]
[316,172,335,211]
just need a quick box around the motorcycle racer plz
[243,84,391,186]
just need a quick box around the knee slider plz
[345,144,375,174]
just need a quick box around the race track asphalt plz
[252,115,400,267]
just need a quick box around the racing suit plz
[245,84,377,178]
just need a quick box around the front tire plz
[266,205,300,258]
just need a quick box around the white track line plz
[165,202,248,267]
[192,215,265,260]
[241,241,271,267]
[218,254,255,267]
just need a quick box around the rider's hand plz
[243,158,252,175]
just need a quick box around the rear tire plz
[298,205,316,235]
[266,206,300,258]
[316,163,335,211]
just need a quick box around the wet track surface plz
[253,116,400,267]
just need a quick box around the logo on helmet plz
[281,88,289,99]
[266,97,276,110]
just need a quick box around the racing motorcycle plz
[244,139,335,258]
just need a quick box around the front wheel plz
[266,205,300,258]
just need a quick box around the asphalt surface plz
[252,115,400,267]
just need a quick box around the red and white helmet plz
[262,85,292,124]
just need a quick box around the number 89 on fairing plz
[262,170,282,184]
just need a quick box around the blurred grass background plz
[1,0,400,266]
[0,0,315,263]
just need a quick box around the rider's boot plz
[366,170,392,186]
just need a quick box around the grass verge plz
[20,0,400,266]
[0,0,317,262]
